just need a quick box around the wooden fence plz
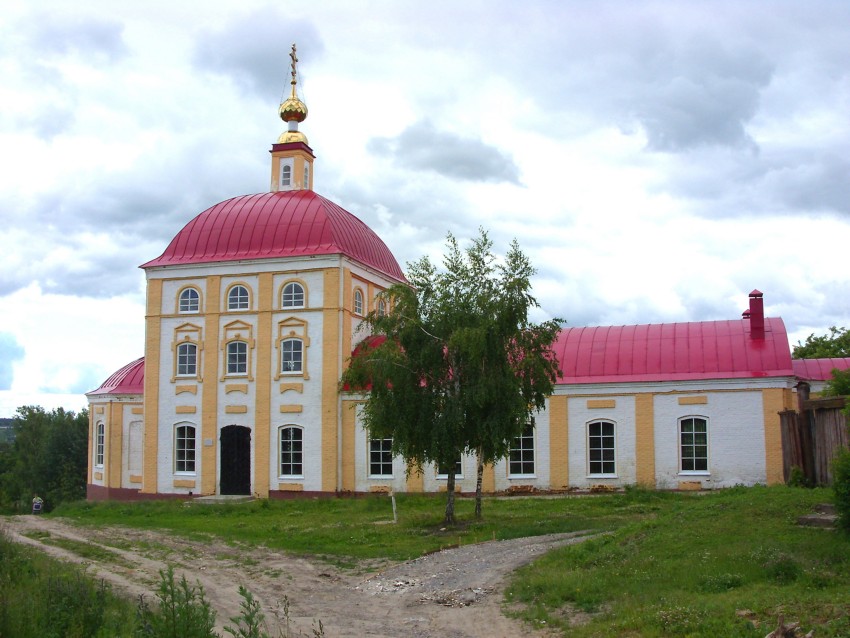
[780,395,848,486]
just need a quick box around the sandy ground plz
[3,515,592,637]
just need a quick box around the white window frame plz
[679,416,709,474]
[303,164,310,189]
[353,289,364,316]
[178,287,200,313]
[281,282,305,309]
[226,340,248,376]
[281,163,292,188]
[175,424,196,474]
[176,342,198,377]
[279,426,303,478]
[369,438,394,478]
[227,285,250,311]
[508,423,535,477]
[437,457,464,479]
[95,422,105,467]
[587,420,616,477]
[281,338,303,373]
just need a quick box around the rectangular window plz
[281,339,303,372]
[509,423,535,476]
[177,343,197,376]
[95,423,105,467]
[680,417,708,472]
[437,457,463,478]
[175,425,196,473]
[369,438,393,477]
[588,420,616,475]
[280,427,303,477]
[227,341,247,375]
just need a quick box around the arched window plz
[226,341,248,375]
[281,164,291,187]
[227,285,249,311]
[95,422,105,467]
[680,417,709,472]
[282,282,305,308]
[353,289,364,315]
[587,420,616,476]
[175,424,196,473]
[377,298,386,316]
[303,164,310,189]
[279,426,303,477]
[178,287,200,313]
[281,338,303,373]
[177,343,198,376]
[509,423,535,476]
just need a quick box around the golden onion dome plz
[279,95,308,123]
[276,129,308,144]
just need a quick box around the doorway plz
[220,425,251,495]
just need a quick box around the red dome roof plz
[88,357,145,396]
[141,190,405,281]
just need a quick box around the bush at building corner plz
[833,445,850,533]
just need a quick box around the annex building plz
[86,54,849,500]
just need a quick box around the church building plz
[86,50,848,500]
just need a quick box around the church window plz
[227,285,249,311]
[281,338,303,373]
[279,426,303,477]
[95,422,105,467]
[177,343,198,376]
[303,164,310,188]
[509,423,535,476]
[281,164,291,187]
[680,417,709,472]
[226,341,248,375]
[353,289,364,315]
[377,298,386,316]
[282,282,305,308]
[588,420,616,475]
[178,287,200,313]
[175,424,196,473]
[369,438,393,477]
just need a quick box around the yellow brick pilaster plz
[635,394,656,487]
[107,402,123,488]
[201,276,221,495]
[322,267,342,492]
[763,388,785,485]
[406,465,424,492]
[341,400,357,491]
[254,272,273,497]
[142,279,163,494]
[341,267,353,371]
[549,396,568,489]
[482,464,495,493]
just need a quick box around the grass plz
[24,486,850,636]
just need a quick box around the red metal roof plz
[792,358,850,382]
[88,357,144,396]
[553,317,793,384]
[141,190,405,282]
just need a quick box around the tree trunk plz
[475,448,484,519]
[444,470,456,525]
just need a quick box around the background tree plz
[792,326,850,359]
[0,406,89,512]
[341,230,562,524]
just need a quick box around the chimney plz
[748,289,764,340]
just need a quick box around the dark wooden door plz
[220,425,251,495]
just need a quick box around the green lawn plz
[49,486,849,636]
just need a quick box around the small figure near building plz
[31,495,43,515]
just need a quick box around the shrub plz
[832,445,850,533]
[135,566,217,638]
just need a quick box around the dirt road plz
[3,515,591,637]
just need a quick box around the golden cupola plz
[270,44,314,192]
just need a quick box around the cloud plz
[0,334,25,390]
[368,120,521,184]
[25,13,128,61]
[192,12,324,100]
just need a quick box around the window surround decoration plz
[587,419,616,477]
[177,286,201,314]
[280,159,293,188]
[508,423,535,477]
[174,423,197,473]
[171,323,203,382]
[220,320,255,381]
[95,422,105,467]
[279,425,303,478]
[226,283,251,311]
[275,318,310,380]
[353,288,364,316]
[679,416,709,474]
[280,279,306,309]
[369,438,393,478]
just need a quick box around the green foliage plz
[135,566,217,638]
[224,586,267,638]
[824,368,850,397]
[0,405,89,512]
[833,445,850,533]
[787,465,811,488]
[0,528,136,637]
[793,326,850,359]
[341,229,562,522]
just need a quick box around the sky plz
[1,0,849,417]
